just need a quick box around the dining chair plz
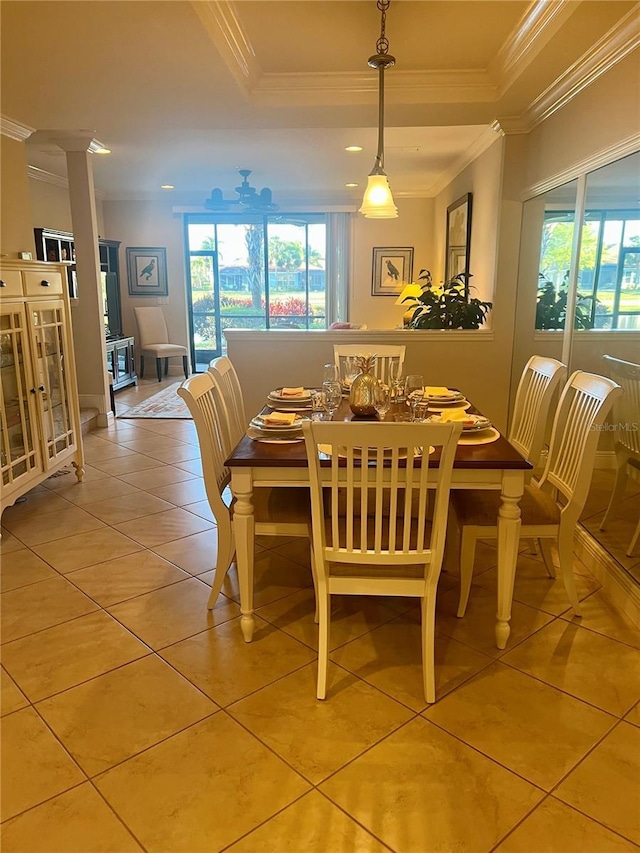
[302,419,462,704]
[133,307,189,382]
[599,355,640,556]
[333,344,405,385]
[452,370,622,619]
[178,373,311,609]
[208,356,247,453]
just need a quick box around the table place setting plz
[426,408,500,445]
[247,409,309,443]
[266,387,313,412]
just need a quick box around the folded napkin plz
[438,409,474,423]
[262,411,298,426]
[280,387,305,397]
[425,386,454,397]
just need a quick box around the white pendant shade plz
[359,174,398,218]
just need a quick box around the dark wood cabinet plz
[106,335,137,391]
[33,228,77,297]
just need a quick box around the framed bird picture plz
[371,247,414,296]
[126,247,168,297]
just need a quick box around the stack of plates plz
[422,389,465,404]
[428,413,492,432]
[266,389,312,411]
[248,412,307,442]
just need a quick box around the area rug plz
[119,382,191,419]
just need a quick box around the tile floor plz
[1,377,639,852]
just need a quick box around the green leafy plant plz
[403,269,493,330]
[535,274,595,330]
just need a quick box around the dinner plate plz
[246,426,304,443]
[251,414,306,430]
[426,401,471,413]
[269,388,312,401]
[428,413,492,432]
[422,390,464,403]
[457,427,500,445]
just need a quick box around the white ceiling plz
[1,0,638,205]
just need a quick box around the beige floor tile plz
[1,505,106,546]
[495,796,638,852]
[1,576,98,643]
[83,441,137,462]
[82,491,175,525]
[43,464,111,491]
[0,707,85,821]
[473,554,601,616]
[119,465,196,489]
[175,457,203,476]
[183,499,216,522]
[55,476,141,506]
[582,510,640,572]
[151,528,223,575]
[424,661,615,790]
[257,588,401,651]
[37,655,217,776]
[434,584,555,658]
[229,661,412,783]
[223,548,313,608]
[503,620,640,716]
[0,548,58,592]
[555,722,640,845]
[67,551,190,607]
[1,667,28,715]
[108,577,239,649]
[141,444,201,463]
[91,453,165,476]
[227,790,388,852]
[0,529,24,554]
[561,589,640,650]
[1,489,71,521]
[160,614,315,706]
[625,702,640,727]
[2,611,149,702]
[95,714,310,853]
[320,716,543,853]
[0,783,143,853]
[32,528,144,573]
[269,537,314,569]
[147,478,207,506]
[119,436,186,453]
[332,616,494,711]
[114,508,213,547]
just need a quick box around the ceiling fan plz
[205,169,279,213]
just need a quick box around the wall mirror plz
[513,153,640,585]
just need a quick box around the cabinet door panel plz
[1,305,41,490]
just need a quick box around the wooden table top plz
[227,397,532,472]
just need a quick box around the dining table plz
[225,394,532,649]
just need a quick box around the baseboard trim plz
[575,525,640,628]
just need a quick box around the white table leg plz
[231,469,255,642]
[496,470,524,649]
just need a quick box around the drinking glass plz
[343,356,360,387]
[311,390,326,421]
[374,382,391,420]
[322,380,342,419]
[389,360,404,401]
[323,363,339,383]
[404,374,424,420]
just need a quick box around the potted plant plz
[402,269,493,330]
[535,273,601,330]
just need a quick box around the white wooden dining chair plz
[133,307,189,382]
[452,371,622,619]
[302,419,462,704]
[333,344,405,385]
[208,356,247,453]
[178,373,311,609]
[599,355,640,557]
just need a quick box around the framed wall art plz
[445,193,472,283]
[126,247,168,297]
[371,247,414,296]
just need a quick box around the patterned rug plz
[119,383,191,419]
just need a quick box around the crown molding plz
[28,164,107,201]
[1,115,35,141]
[526,4,640,129]
[521,131,640,199]
[426,126,503,197]
[492,0,579,97]
[191,0,259,97]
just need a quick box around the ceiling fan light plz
[359,173,398,218]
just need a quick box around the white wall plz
[29,179,105,238]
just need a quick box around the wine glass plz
[343,356,360,388]
[374,382,391,421]
[389,360,404,401]
[310,390,326,421]
[323,363,339,383]
[322,380,342,419]
[404,374,424,421]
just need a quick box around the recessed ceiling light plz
[345,145,363,152]
[93,147,111,155]
[345,182,358,188]
[160,184,175,190]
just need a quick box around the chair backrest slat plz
[509,355,566,468]
[208,356,247,453]
[603,355,640,459]
[333,344,406,385]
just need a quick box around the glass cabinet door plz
[1,305,41,488]
[27,300,77,466]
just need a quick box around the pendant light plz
[359,0,398,219]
